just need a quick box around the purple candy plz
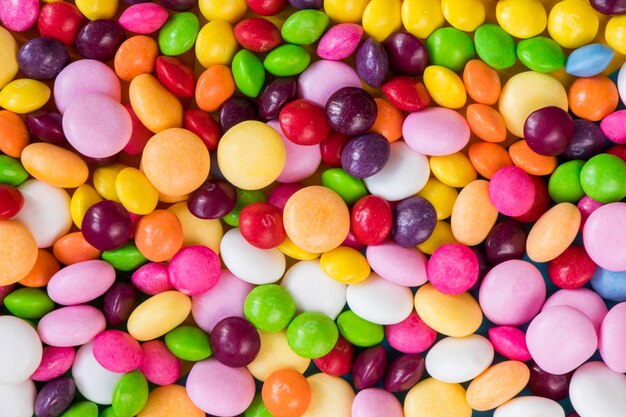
[34,376,76,417]
[384,32,429,76]
[75,19,126,61]
[325,87,378,136]
[258,78,298,120]
[392,196,437,247]
[341,133,390,178]
[81,200,133,251]
[17,38,69,80]
[355,38,389,88]
[288,0,323,9]
[352,345,388,390]
[383,353,425,392]
[24,112,66,145]
[160,0,197,11]
[485,220,527,265]
[524,106,575,156]
[188,181,237,220]
[589,0,626,14]
[528,361,573,401]
[210,317,261,368]
[563,119,607,160]
[219,96,260,132]
[103,282,137,327]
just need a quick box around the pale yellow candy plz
[21,143,88,189]
[362,0,402,42]
[526,202,580,263]
[548,0,599,49]
[71,185,103,229]
[277,237,320,260]
[247,330,310,381]
[129,74,183,133]
[127,291,191,341]
[324,0,369,23]
[466,361,530,411]
[404,378,471,417]
[303,374,354,417]
[320,246,370,284]
[430,152,477,188]
[0,79,50,114]
[0,27,18,90]
[168,202,223,254]
[423,66,467,109]
[199,0,247,23]
[451,180,498,246]
[196,20,238,69]
[93,164,126,202]
[75,0,118,20]
[401,0,445,39]
[606,15,626,55]
[496,0,547,39]
[414,283,482,337]
[417,178,458,220]
[441,0,485,32]
[115,167,159,215]
[499,71,568,139]
[417,220,458,255]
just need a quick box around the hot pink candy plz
[385,310,437,354]
[38,305,106,347]
[47,260,116,305]
[600,109,626,144]
[30,346,75,382]
[542,288,608,333]
[366,240,428,287]
[599,302,626,373]
[487,326,532,362]
[0,0,39,32]
[93,330,143,373]
[132,262,173,295]
[317,23,364,60]
[402,107,470,156]
[427,243,478,295]
[168,246,221,296]
[577,195,603,230]
[118,3,169,34]
[488,166,536,217]
[140,340,181,386]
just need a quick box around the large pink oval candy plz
[140,340,181,385]
[385,310,437,354]
[93,330,143,373]
[317,23,363,61]
[599,302,626,373]
[0,0,39,32]
[38,305,106,347]
[488,166,535,217]
[47,260,116,305]
[402,107,470,156]
[54,60,121,113]
[542,288,608,333]
[298,60,362,106]
[366,240,428,287]
[30,346,75,382]
[118,3,169,34]
[583,202,626,272]
[269,120,321,183]
[352,388,404,417]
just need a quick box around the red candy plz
[513,175,551,223]
[313,335,355,377]
[184,109,221,151]
[234,18,282,53]
[0,185,24,220]
[320,131,350,168]
[37,2,84,46]
[123,104,153,155]
[246,0,288,16]
[351,195,392,246]
[381,76,430,112]
[239,202,287,249]
[155,56,195,99]
[279,99,330,146]
[548,246,597,289]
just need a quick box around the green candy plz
[0,155,28,186]
[232,50,266,98]
[264,45,311,77]
[99,407,117,417]
[517,36,565,73]
[224,189,266,227]
[244,284,296,332]
[61,402,98,417]
[158,12,199,56]
[336,310,384,347]
[426,27,475,73]
[322,168,367,205]
[4,288,54,319]
[580,154,626,203]
[244,394,274,417]
[548,160,585,203]
[112,370,149,417]
[474,24,516,70]
[102,242,148,272]
[287,311,338,359]
[281,10,330,45]
[164,326,212,361]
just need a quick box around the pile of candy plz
[3,0,626,416]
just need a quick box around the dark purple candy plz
[568,413,580,417]
[25,112,66,145]
[383,354,425,392]
[160,0,197,11]
[75,20,126,61]
[81,201,133,251]
[470,246,490,288]
[325,87,378,136]
[341,133,390,178]
[103,282,137,327]
[355,38,389,88]
[219,96,260,132]
[523,106,575,156]
[288,0,323,9]
[209,152,227,182]
[210,317,261,368]
[590,0,626,14]
[258,78,298,120]
[34,376,76,417]
[528,361,573,401]
[384,32,429,76]
[352,345,388,390]
[17,38,69,80]
[392,196,437,247]
[563,119,607,160]
[485,220,527,265]
[187,181,237,219]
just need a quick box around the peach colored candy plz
[195,65,235,112]
[466,104,507,143]
[129,74,183,133]
[0,220,38,285]
[159,191,188,204]
[568,75,619,122]
[526,202,581,263]
[135,210,184,262]
[141,128,210,196]
[247,330,310,381]
[20,143,88,189]
[283,186,351,253]
[466,361,530,411]
[468,142,513,179]
[404,378,471,417]
[0,110,29,157]
[168,202,222,254]
[138,385,204,417]
[19,249,59,288]
[52,232,101,265]
[508,140,558,176]
[371,98,404,142]
[127,291,191,341]
[114,36,159,82]
[451,180,498,246]
[303,373,355,417]
[463,59,501,105]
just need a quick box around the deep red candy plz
[547,246,596,289]
[528,361,573,401]
[383,354,425,392]
[381,76,430,112]
[246,0,288,15]
[155,56,195,99]
[313,335,355,377]
[279,98,330,146]
[184,110,221,151]
[0,185,24,220]
[351,195,392,246]
[607,144,626,161]
[512,175,551,223]
[320,131,350,168]
[122,104,152,155]
[239,202,287,249]
[352,345,388,390]
[268,183,304,211]
[234,18,282,53]
[523,106,575,156]
[37,2,85,46]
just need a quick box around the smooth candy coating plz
[496,0,546,38]
[113,36,158,82]
[54,60,120,114]
[47,260,115,306]
[600,303,626,372]
[527,203,581,263]
[24,111,65,146]
[427,244,478,294]
[485,220,527,265]
[564,119,607,159]
[347,273,413,325]
[401,0,445,39]
[235,18,282,54]
[430,153,476,188]
[318,23,363,60]
[542,288,608,333]
[352,345,387,389]
[81,200,132,251]
[548,246,596,289]
[21,143,88,189]
[442,0,485,31]
[403,107,469,156]
[244,284,295,332]
[0,185,23,220]
[384,353,425,392]
[423,65,466,109]
[0,79,50,114]
[466,361,530,411]
[119,3,168,33]
[382,76,430,112]
[566,44,614,77]
[0,380,36,417]
[341,133,390,178]
[0,220,38,285]
[130,74,183,133]
[75,20,126,61]
[336,310,383,347]
[0,27,18,89]
[158,12,199,56]
[103,283,136,327]
[262,369,311,417]
[72,342,124,405]
[232,49,265,97]
[38,305,106,347]
[366,241,427,287]
[584,203,626,271]
[93,330,143,373]
[524,106,575,156]
[281,9,329,45]
[415,284,482,337]
[303,373,354,417]
[313,335,354,376]
[350,195,393,246]
[426,27,474,73]
[353,388,403,417]
[489,166,535,216]
[111,370,148,417]
[451,180,498,246]
[385,32,428,76]
[362,0,401,41]
[488,326,532,362]
[570,361,626,417]
[425,335,494,383]
[404,378,471,417]
[325,87,377,136]
[140,340,180,386]
[31,346,75,382]
[0,155,28,187]
[580,154,626,203]
[35,376,76,417]
[517,36,565,73]
[463,59,501,105]
[0,315,42,384]
[169,246,220,296]
[115,167,159,215]
[474,24,517,70]
[392,196,436,247]
[287,312,338,358]
[196,20,237,68]
[0,110,29,158]
[127,291,191,341]
[258,78,297,120]
[199,0,248,23]
[355,39,389,88]
[4,288,54,319]
[320,246,370,284]
[528,362,572,401]
[591,267,626,302]
[548,0,599,49]
[37,2,84,46]
[494,397,565,417]
[210,317,260,367]
[138,385,203,417]
[601,110,626,145]
[17,38,69,80]
[298,60,362,106]
[248,330,310,381]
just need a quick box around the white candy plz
[570,361,626,417]
[618,62,626,107]
[72,342,124,404]
[0,316,42,385]
[14,179,71,248]
[494,397,564,417]
[425,334,494,383]
[346,273,413,325]
[0,379,36,417]
[281,260,347,320]
[220,228,286,285]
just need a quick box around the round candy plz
[569,361,626,417]
[584,203,626,272]
[247,330,311,381]
[580,154,626,203]
[353,388,403,417]
[262,369,311,417]
[403,107,470,156]
[0,380,36,417]
[93,330,143,373]
[187,180,237,220]
[346,273,413,325]
[138,385,203,417]
[427,244,479,294]
[524,106,575,156]
[485,220,527,265]
[72,342,124,405]
[548,0,599,49]
[169,246,220,296]
[496,0,546,38]
[451,180,498,246]
[489,166,535,216]
[325,87,377,136]
[341,133,390,178]
[494,396,565,417]
[287,312,338,358]
[0,315,42,385]
[392,196,436,247]
[488,326,532,362]
[244,284,296,332]
[426,27,475,72]
[210,316,260,367]
[81,201,132,251]
[17,38,69,80]
[600,303,626,373]
[76,20,126,62]
[415,284,482,337]
[366,241,427,287]
[0,220,38,286]
[298,60,361,106]
[528,362,572,402]
[404,378,471,417]
[548,246,596,289]
[140,340,180,386]
[542,288,608,333]
[425,335,494,383]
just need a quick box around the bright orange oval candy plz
[21,142,89,188]
[466,104,506,143]
[468,142,512,179]
[195,65,235,112]
[466,361,530,411]
[135,210,184,262]
[508,140,557,176]
[262,369,311,417]
[114,35,159,82]
[370,98,404,142]
[463,59,501,105]
[52,232,102,265]
[0,220,38,285]
[19,249,60,288]
[0,110,29,157]
[568,75,619,122]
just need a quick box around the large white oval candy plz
[0,379,36,417]
[346,273,413,325]
[14,180,71,248]
[281,260,347,320]
[47,260,116,305]
[72,342,124,404]
[220,228,286,284]
[600,303,626,373]
[0,316,42,385]
[425,334,494,383]
[494,396,564,417]
[570,361,626,417]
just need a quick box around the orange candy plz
[19,249,60,288]
[468,142,513,179]
[370,98,404,142]
[114,36,159,82]
[0,110,29,157]
[568,75,619,122]
[52,232,102,265]
[508,140,557,176]
[135,210,184,262]
[195,65,236,112]
[462,59,501,105]
[466,104,506,143]
[138,385,204,417]
[262,369,311,417]
[0,220,38,285]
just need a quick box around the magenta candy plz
[542,288,608,333]
[31,347,76,382]
[385,311,437,354]
[0,0,39,32]
[168,246,221,296]
[325,87,378,136]
[119,3,169,34]
[298,60,362,106]
[317,23,363,60]
[210,317,261,367]
[342,229,366,250]
[352,345,388,390]
[601,109,626,144]
[487,326,532,362]
[384,32,429,76]
[383,353,425,392]
[75,19,126,62]
[485,220,527,265]
[47,260,116,306]
[103,283,137,327]
[25,112,66,145]
[268,183,304,211]
[489,166,536,217]
[38,305,106,347]
[524,106,575,156]
[528,361,573,401]
[366,241,428,287]
[93,330,143,373]
[427,243,479,295]
[132,263,173,295]
[577,195,603,229]
[140,340,181,385]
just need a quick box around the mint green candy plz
[244,394,274,417]
[264,45,311,77]
[4,288,54,319]
[281,10,329,45]
[165,326,212,361]
[244,284,296,332]
[548,160,585,203]
[287,311,338,359]
[474,24,516,70]
[112,370,149,417]
[517,36,565,73]
[336,310,384,347]
[158,12,199,56]
[99,407,117,417]
[232,50,265,98]
[322,168,367,205]
[224,189,266,227]
[102,242,148,272]
[61,402,98,417]
[580,154,626,203]
[426,27,475,72]
[0,155,28,186]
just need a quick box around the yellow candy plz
[127,291,191,341]
[196,20,238,69]
[75,0,118,20]
[417,220,458,255]
[199,0,247,23]
[303,374,354,417]
[430,152,477,188]
[0,79,50,114]
[548,0,599,49]
[441,0,485,32]
[324,0,369,23]
[0,27,18,90]
[451,180,498,246]
[423,66,466,109]
[71,185,103,229]
[401,0,445,39]
[526,202,580,263]
[277,237,320,260]
[414,283,483,337]
[466,361,530,411]
[93,164,126,202]
[417,178,458,220]
[217,121,285,190]
[606,15,626,55]
[496,0,547,39]
[115,167,159,215]
[168,202,223,254]
[20,143,88,189]
[129,74,183,133]
[362,0,402,42]
[138,385,204,417]
[404,378,471,417]
[247,330,310,381]
[320,246,370,284]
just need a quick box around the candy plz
[366,241,427,286]
[199,0,247,23]
[516,36,565,73]
[317,23,363,60]
[75,0,118,20]
[247,330,310,381]
[599,303,626,372]
[488,326,532,362]
[451,180,498,246]
[0,79,51,114]
[18,38,69,81]
[548,0,599,49]
[526,202,581,262]
[119,3,168,34]
[606,15,626,54]
[278,100,329,146]
[103,283,136,326]
[0,27,18,89]
[130,74,183,133]
[423,65,466,108]
[35,376,76,417]
[466,361,530,411]
[508,140,556,177]
[287,312,338,358]
[139,340,180,385]
[81,201,132,251]
[352,388,404,417]
[425,335,494,383]
[320,246,371,284]
[427,244,478,294]
[38,305,106,347]
[496,0,546,38]
[37,2,84,46]
[485,220,527,264]
[138,385,203,417]
[565,120,607,160]
[489,166,535,216]
[298,60,362,106]
[210,316,260,367]
[21,143,88,189]
[0,380,36,417]
[262,369,311,417]
[127,291,191,341]
[195,20,237,69]
[403,107,469,156]
[528,362,572,401]
[566,44,614,77]
[244,284,296,332]
[322,168,367,204]
[543,288,608,334]
[235,18,282,54]
[47,260,114,306]
[114,36,158,82]
[584,203,626,271]
[0,316,41,384]
[0,185,23,220]
[313,334,354,376]
[158,12,199,56]
[474,24,517,70]
[404,378,471,417]
[463,59,501,105]
[384,353,425,392]
[303,373,354,417]
[524,106,575,156]
[0,0,38,32]
[93,330,143,373]
[111,370,148,417]
[0,155,28,186]
[494,397,565,417]
[63,402,98,417]
[591,267,626,302]
[570,361,626,417]
[76,20,126,61]
[336,310,384,347]
[352,345,387,389]
[4,288,54,319]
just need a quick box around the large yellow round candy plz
[0,79,50,114]
[199,0,247,23]
[115,167,159,215]
[75,0,118,20]
[548,0,599,49]
[21,143,88,189]
[362,0,402,42]
[401,0,445,39]
[430,152,477,188]
[324,0,369,23]
[196,20,238,68]
[71,185,103,229]
[0,27,18,90]
[441,0,485,32]
[423,66,466,109]
[320,246,370,284]
[606,15,626,55]
[168,202,223,254]
[303,374,354,417]
[247,330,310,381]
[127,291,191,341]
[0,220,38,286]
[466,361,530,411]
[496,0,547,39]
[417,178,458,220]
[405,378,471,417]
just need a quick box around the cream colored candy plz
[247,330,310,381]
[127,291,191,341]
[303,373,354,417]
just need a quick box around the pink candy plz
[317,23,364,61]
[599,302,626,373]
[352,388,404,417]
[0,0,39,32]
[600,109,626,144]
[269,120,322,183]
[427,243,478,295]
[298,60,362,106]
[542,288,608,333]
[168,246,221,296]
[577,195,604,230]
[38,305,106,347]
[47,260,115,305]
[93,330,143,373]
[118,3,169,34]
[366,240,428,287]
[268,183,304,211]
[140,340,181,385]
[30,346,75,382]
[489,166,535,217]
[385,311,437,354]
[583,202,626,272]
[402,107,470,156]
[487,326,532,362]
[132,262,174,295]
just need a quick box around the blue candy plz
[590,267,626,302]
[565,43,615,77]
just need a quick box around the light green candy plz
[517,36,565,73]
[4,288,54,319]
[158,12,199,56]
[61,402,98,417]
[165,326,212,361]
[112,370,149,417]
[426,27,475,73]
[102,242,148,272]
[287,312,338,359]
[322,168,367,205]
[336,310,384,347]
[244,284,296,332]
[232,50,266,98]
[264,45,311,77]
[474,24,517,70]
[244,394,274,417]
[580,154,626,203]
[548,160,585,203]
[0,155,28,186]
[281,10,330,45]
